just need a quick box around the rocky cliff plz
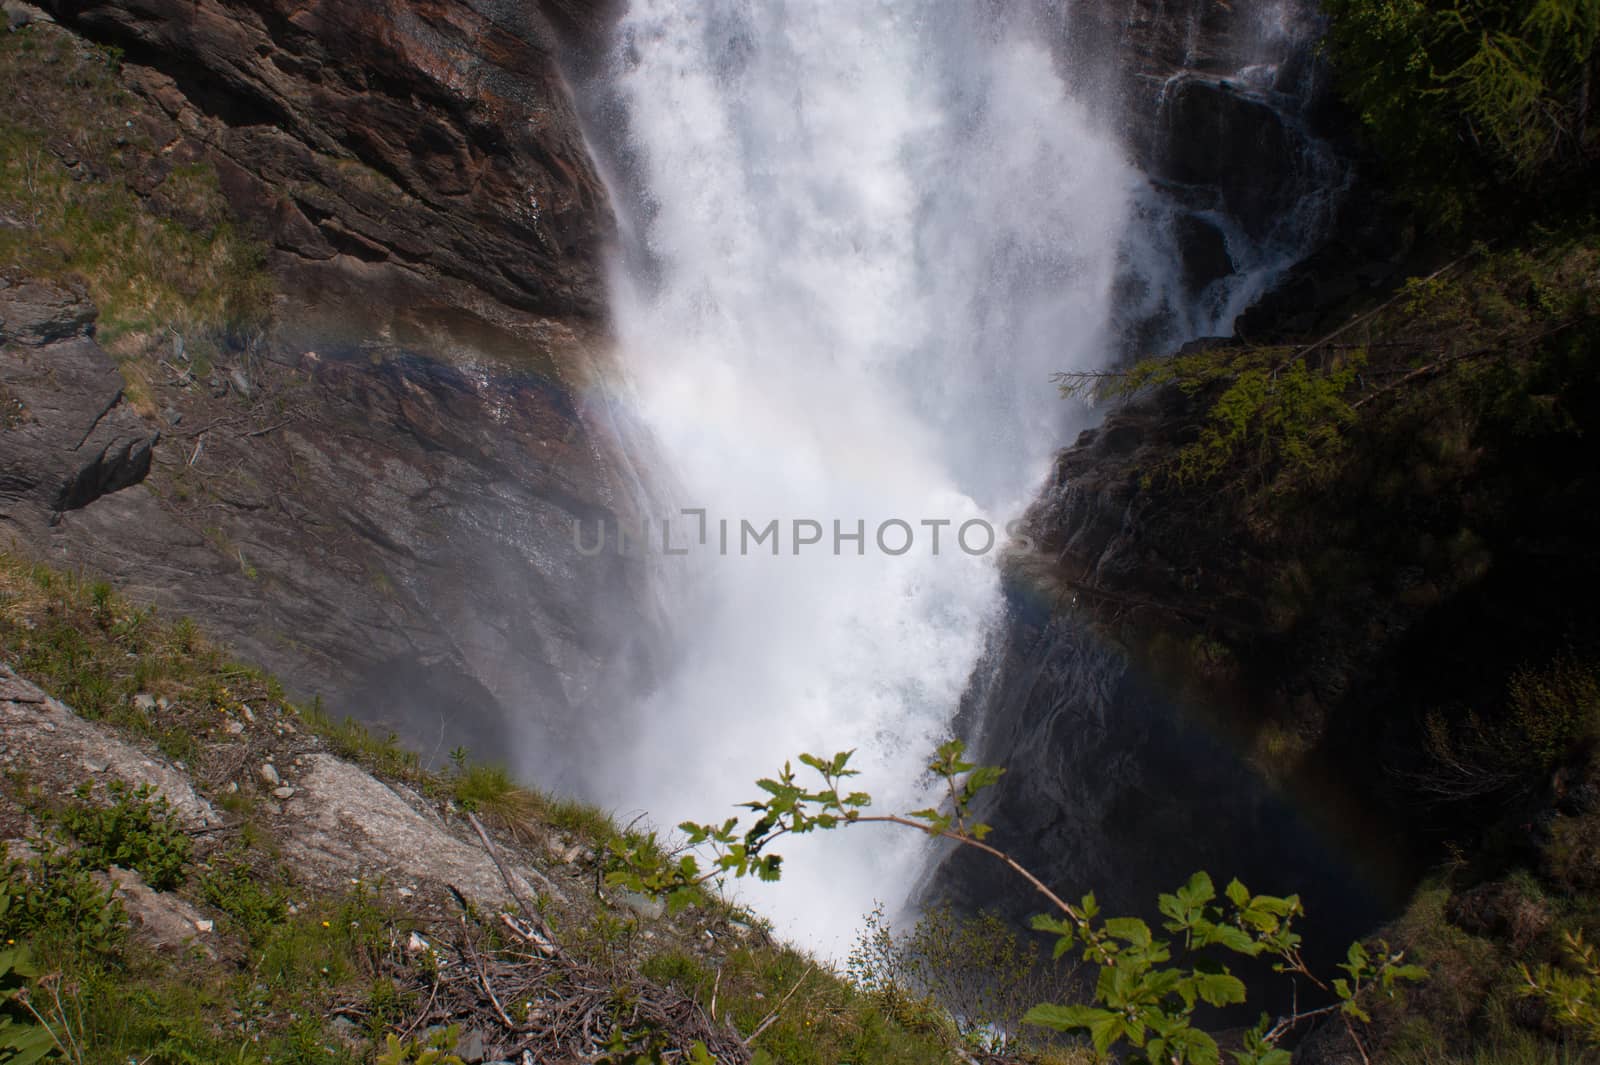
[930,230,1600,1053]
[0,4,656,780]
[44,0,612,317]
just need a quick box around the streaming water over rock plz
[579,0,1342,953]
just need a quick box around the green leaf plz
[1168,1025,1221,1065]
[1105,916,1153,949]
[1226,878,1250,908]
[1183,871,1217,906]
[1205,924,1262,956]
[1194,970,1247,1007]
[1087,1011,1130,1055]
[1031,914,1075,936]
[1388,963,1429,984]
[1022,1003,1109,1032]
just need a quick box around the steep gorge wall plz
[925,0,1407,956]
[1,2,656,781]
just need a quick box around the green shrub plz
[2,841,125,959]
[848,901,1069,1052]
[1522,930,1600,1044]
[1508,653,1600,767]
[55,781,191,892]
[1056,345,1363,488]
[197,859,288,945]
[0,897,58,1065]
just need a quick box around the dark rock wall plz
[1053,0,1348,347]
[924,0,1398,959]
[926,398,1396,976]
[1,7,659,782]
[42,0,613,317]
[0,277,159,515]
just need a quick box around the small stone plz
[397,886,415,898]
[457,1029,486,1064]
[40,722,55,733]
[224,720,244,735]
[133,693,157,713]
[405,931,430,954]
[328,1015,362,1049]
[226,782,238,794]
[273,786,295,800]
[82,757,109,773]
[229,369,252,399]
[240,705,255,723]
[258,763,280,787]
[3,2,45,31]
[194,919,213,933]
[616,891,665,921]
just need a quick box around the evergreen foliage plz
[1322,0,1600,225]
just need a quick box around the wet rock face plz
[933,596,1380,940]
[41,0,612,318]
[926,410,1390,999]
[0,274,98,346]
[1,310,657,781]
[0,10,655,779]
[1158,75,1305,242]
[0,279,160,516]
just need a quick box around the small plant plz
[450,763,541,841]
[848,901,1071,1051]
[3,842,125,958]
[375,1027,466,1065]
[597,1025,715,1065]
[198,858,288,944]
[55,781,191,891]
[0,897,60,1065]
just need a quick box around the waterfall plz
[578,0,1336,954]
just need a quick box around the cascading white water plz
[589,0,1158,955]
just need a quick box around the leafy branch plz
[609,741,1426,1064]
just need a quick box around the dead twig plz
[743,964,814,1046]
[466,812,546,924]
